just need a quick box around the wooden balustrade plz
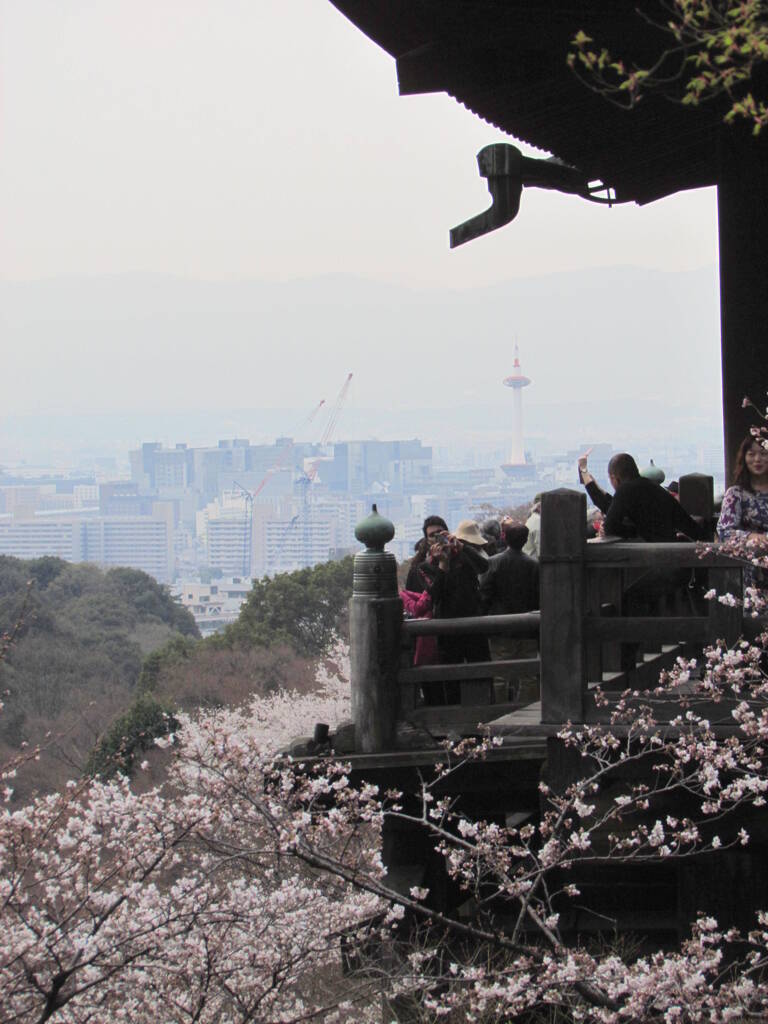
[398,612,540,735]
[538,487,743,729]
[349,477,746,753]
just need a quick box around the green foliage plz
[137,634,197,694]
[120,558,352,722]
[568,1,768,134]
[0,556,199,748]
[216,556,354,657]
[105,567,199,636]
[86,692,177,779]
[0,554,350,788]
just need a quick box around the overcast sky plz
[0,0,722,455]
[0,0,719,287]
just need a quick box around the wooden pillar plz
[539,488,587,724]
[349,506,401,753]
[717,132,768,483]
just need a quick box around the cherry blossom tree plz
[3,565,768,1020]
[0,663,388,1024]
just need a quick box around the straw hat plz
[454,519,487,546]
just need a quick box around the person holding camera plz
[413,519,490,703]
[405,516,451,594]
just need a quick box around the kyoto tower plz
[501,345,531,475]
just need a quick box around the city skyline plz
[0,424,726,634]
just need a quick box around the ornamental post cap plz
[354,503,395,552]
[640,459,666,484]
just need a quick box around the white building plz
[83,516,174,583]
[0,511,174,582]
[259,509,338,576]
[0,517,86,561]
[173,577,252,636]
[198,492,254,577]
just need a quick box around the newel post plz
[679,473,714,541]
[349,505,402,753]
[539,488,587,724]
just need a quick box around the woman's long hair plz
[732,433,763,490]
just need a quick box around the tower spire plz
[501,344,531,473]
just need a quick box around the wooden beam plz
[400,658,539,684]
[599,644,689,691]
[407,702,521,734]
[584,543,739,568]
[585,616,711,644]
[403,612,539,637]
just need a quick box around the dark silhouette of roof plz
[329,0,737,204]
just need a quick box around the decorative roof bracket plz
[449,143,614,247]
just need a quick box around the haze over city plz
[1,0,722,471]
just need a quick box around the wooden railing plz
[399,612,540,735]
[538,489,741,727]
[349,479,744,753]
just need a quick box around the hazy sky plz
[0,0,724,463]
[0,0,719,289]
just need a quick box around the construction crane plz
[233,398,326,578]
[250,397,326,500]
[306,373,354,483]
[292,373,354,569]
[231,480,254,579]
[319,372,353,446]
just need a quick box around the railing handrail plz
[582,540,741,569]
[402,611,540,638]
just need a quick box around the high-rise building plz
[199,492,254,577]
[260,510,338,576]
[0,512,173,582]
[83,516,174,583]
[0,518,86,561]
[322,439,432,494]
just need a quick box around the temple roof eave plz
[330,0,729,204]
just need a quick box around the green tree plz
[0,557,200,795]
[219,556,354,657]
[569,1,768,133]
[86,692,177,779]
[136,634,197,694]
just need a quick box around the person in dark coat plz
[405,515,449,594]
[479,523,539,616]
[578,452,701,542]
[479,522,539,702]
[415,519,490,704]
[578,451,701,624]
[480,518,503,554]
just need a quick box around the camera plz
[430,532,459,559]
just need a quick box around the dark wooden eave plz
[329,0,737,204]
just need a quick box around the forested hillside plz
[0,554,355,793]
[88,557,355,778]
[0,556,199,796]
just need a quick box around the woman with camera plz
[408,518,490,703]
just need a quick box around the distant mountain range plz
[0,267,722,462]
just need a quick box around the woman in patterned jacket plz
[717,433,768,590]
